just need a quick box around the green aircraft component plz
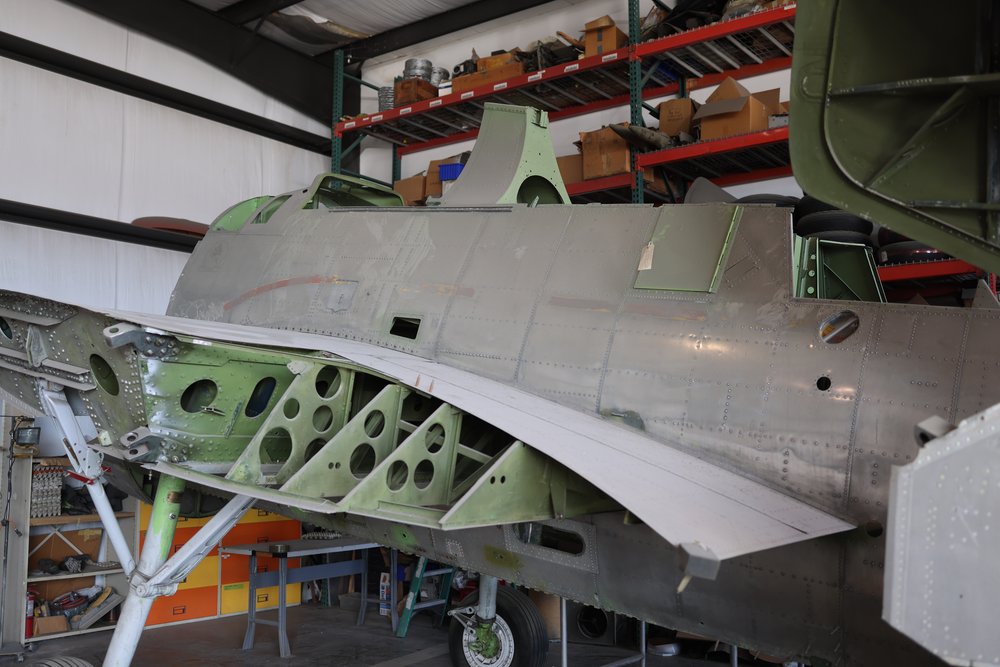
[791,0,999,273]
[434,103,570,206]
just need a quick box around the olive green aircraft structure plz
[0,2,997,666]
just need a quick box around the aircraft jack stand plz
[557,597,648,667]
[43,388,255,667]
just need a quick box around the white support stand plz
[40,389,135,576]
[103,490,253,667]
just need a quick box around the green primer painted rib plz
[791,1,1000,273]
[278,384,407,498]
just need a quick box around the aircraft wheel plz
[449,586,547,667]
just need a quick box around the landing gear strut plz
[448,575,547,667]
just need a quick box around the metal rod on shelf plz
[446,106,485,125]
[343,72,381,92]
[508,87,561,111]
[664,52,703,78]
[683,45,725,74]
[399,116,451,138]
[702,40,741,69]
[781,20,795,34]
[556,78,602,104]
[363,130,407,147]
[756,27,791,56]
[725,35,763,64]
[341,134,364,158]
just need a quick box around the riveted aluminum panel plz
[885,403,1000,665]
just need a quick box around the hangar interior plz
[0,1,996,666]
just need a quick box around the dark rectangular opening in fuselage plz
[390,316,421,340]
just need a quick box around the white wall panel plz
[0,59,124,219]
[114,243,189,313]
[118,96,265,223]
[0,221,187,313]
[0,0,127,69]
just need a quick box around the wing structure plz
[0,291,851,572]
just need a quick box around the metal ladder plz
[395,556,455,638]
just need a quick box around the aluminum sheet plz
[95,304,853,561]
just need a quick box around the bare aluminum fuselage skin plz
[166,200,994,664]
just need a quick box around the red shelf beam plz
[336,5,797,152]
[565,173,633,196]
[877,259,982,282]
[633,4,796,59]
[637,126,789,169]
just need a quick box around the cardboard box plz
[452,62,525,94]
[557,154,584,185]
[657,98,700,137]
[394,78,438,106]
[34,614,69,637]
[394,173,426,205]
[425,153,468,198]
[529,591,562,640]
[692,77,770,141]
[584,16,628,58]
[579,126,631,180]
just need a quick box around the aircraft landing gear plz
[448,575,547,667]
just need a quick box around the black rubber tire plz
[794,210,873,236]
[449,586,547,667]
[32,658,95,667]
[805,230,874,246]
[877,240,950,265]
[793,194,837,221]
[875,226,911,247]
[734,193,800,207]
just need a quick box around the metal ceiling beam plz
[0,199,199,253]
[326,0,560,64]
[60,0,357,124]
[219,0,301,25]
[0,31,330,156]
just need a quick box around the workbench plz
[220,537,379,657]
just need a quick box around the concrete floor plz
[22,604,723,667]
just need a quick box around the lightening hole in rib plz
[283,399,300,420]
[425,424,445,453]
[181,378,217,412]
[90,355,121,397]
[816,376,832,391]
[0,317,11,340]
[364,410,385,438]
[315,366,342,399]
[349,443,376,479]
[387,461,408,491]
[245,377,276,417]
[305,438,325,462]
[514,522,584,555]
[313,405,334,432]
[261,428,293,464]
[413,459,434,489]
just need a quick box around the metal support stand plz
[103,485,252,667]
[392,146,402,185]
[627,0,645,204]
[103,475,185,667]
[731,643,739,666]
[41,389,135,577]
[332,49,345,173]
[477,574,498,622]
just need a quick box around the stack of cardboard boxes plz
[393,152,471,205]
[557,77,787,192]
